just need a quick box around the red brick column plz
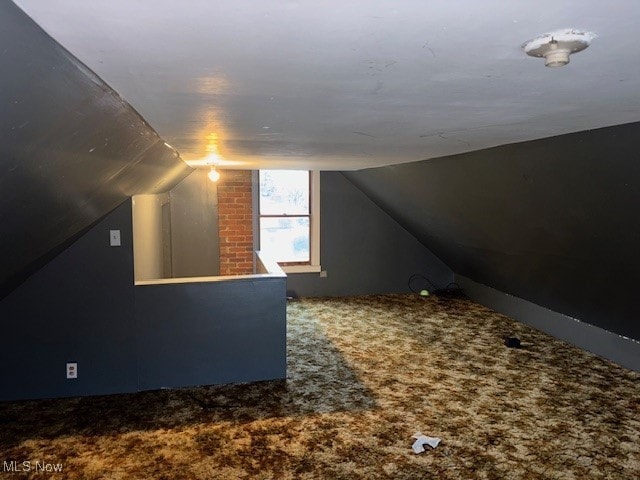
[217,170,254,275]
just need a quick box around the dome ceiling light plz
[523,29,596,67]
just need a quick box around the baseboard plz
[455,275,640,373]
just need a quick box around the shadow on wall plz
[133,169,221,280]
[0,0,192,299]
[133,169,257,281]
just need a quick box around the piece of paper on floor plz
[412,432,441,454]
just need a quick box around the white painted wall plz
[132,194,168,281]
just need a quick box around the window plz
[258,170,320,273]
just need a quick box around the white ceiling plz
[15,0,640,170]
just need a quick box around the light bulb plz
[208,166,221,182]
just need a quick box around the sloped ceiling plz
[345,122,640,340]
[0,0,192,298]
[13,0,640,170]
[3,0,639,340]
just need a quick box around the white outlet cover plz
[109,229,121,247]
[66,362,78,379]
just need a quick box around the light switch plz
[110,230,121,247]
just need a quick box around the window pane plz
[259,170,309,215]
[260,217,309,262]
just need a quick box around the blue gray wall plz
[0,199,286,402]
[0,201,137,400]
[5,0,636,397]
[286,172,453,297]
[136,278,285,390]
[345,122,640,341]
[0,0,191,299]
[168,169,221,278]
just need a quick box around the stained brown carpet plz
[1,294,639,479]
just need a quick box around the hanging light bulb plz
[208,165,221,182]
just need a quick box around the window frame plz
[254,170,321,274]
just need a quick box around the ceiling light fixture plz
[523,29,596,67]
[208,165,221,182]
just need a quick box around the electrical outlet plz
[319,270,328,278]
[109,230,121,247]
[66,362,78,379]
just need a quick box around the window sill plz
[281,265,322,274]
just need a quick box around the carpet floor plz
[1,294,639,479]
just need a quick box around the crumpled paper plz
[411,432,441,454]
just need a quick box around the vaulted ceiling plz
[0,1,192,297]
[14,0,640,170]
[3,0,640,346]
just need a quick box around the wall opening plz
[132,169,256,282]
